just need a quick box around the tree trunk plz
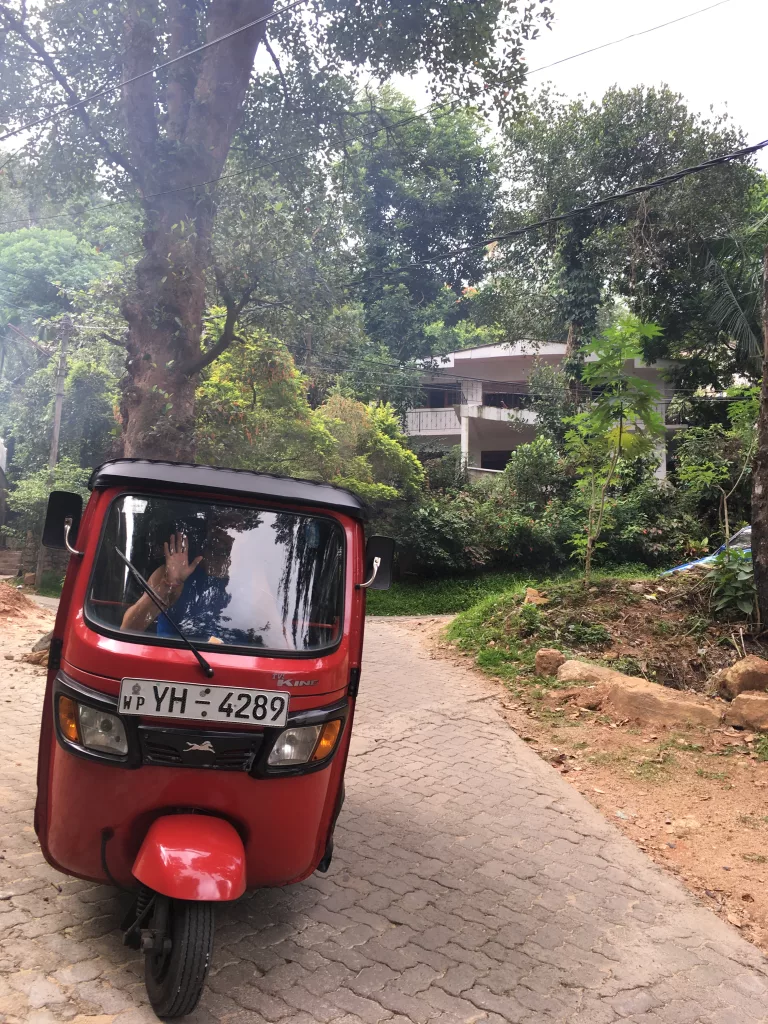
[751,245,768,626]
[117,0,274,461]
[120,198,211,459]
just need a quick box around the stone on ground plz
[715,655,768,700]
[725,691,768,731]
[556,659,722,729]
[535,647,566,676]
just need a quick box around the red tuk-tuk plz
[35,460,393,1017]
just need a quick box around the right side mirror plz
[361,536,395,591]
[42,491,83,549]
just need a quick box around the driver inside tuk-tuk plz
[120,514,285,645]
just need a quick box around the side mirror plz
[42,491,83,550]
[360,536,395,591]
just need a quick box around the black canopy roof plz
[88,459,367,520]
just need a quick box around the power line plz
[0,0,310,145]
[352,136,768,284]
[526,0,736,77]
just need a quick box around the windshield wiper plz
[116,548,214,679]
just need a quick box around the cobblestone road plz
[2,618,768,1024]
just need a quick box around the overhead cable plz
[352,136,768,283]
[0,0,310,144]
[526,0,736,77]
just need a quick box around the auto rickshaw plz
[35,459,393,1018]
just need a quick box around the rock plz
[671,816,701,837]
[556,660,722,729]
[629,583,646,593]
[557,660,631,686]
[22,649,49,666]
[714,656,768,700]
[31,630,53,653]
[725,692,768,732]
[535,648,565,677]
[523,587,549,606]
[23,572,35,587]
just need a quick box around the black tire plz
[144,899,214,1018]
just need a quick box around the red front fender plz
[133,815,246,901]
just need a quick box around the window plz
[480,451,512,471]
[87,495,344,653]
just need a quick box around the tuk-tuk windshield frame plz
[84,492,346,657]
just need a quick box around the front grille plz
[138,726,263,771]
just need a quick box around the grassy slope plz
[366,564,655,617]
[446,566,658,688]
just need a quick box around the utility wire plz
[526,0,736,76]
[0,0,310,145]
[352,136,768,284]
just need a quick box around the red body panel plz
[132,815,246,900]
[35,485,367,891]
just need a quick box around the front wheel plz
[144,897,214,1018]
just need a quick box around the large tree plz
[490,85,760,378]
[0,0,552,458]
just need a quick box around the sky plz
[399,0,767,171]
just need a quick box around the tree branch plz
[264,36,291,109]
[122,0,161,190]
[0,4,137,181]
[184,0,273,178]
[165,0,199,141]
[101,331,127,348]
[180,266,258,375]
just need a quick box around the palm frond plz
[703,247,762,365]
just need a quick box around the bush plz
[598,482,705,567]
[379,488,577,576]
[501,436,570,511]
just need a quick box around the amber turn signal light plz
[312,719,342,761]
[58,695,80,743]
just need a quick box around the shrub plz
[501,436,569,511]
[706,549,756,621]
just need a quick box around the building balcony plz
[405,408,461,435]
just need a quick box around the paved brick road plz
[2,618,768,1024]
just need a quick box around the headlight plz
[267,720,342,767]
[58,696,128,756]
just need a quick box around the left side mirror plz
[362,536,395,591]
[42,491,83,549]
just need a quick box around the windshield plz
[87,495,345,653]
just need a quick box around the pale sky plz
[524,0,767,170]
[398,0,767,171]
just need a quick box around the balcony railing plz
[406,408,461,434]
[406,395,681,436]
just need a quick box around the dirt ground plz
[392,614,768,957]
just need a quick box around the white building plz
[405,341,678,480]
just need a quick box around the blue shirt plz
[156,566,239,644]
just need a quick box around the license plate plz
[119,678,289,727]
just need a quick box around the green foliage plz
[706,550,756,621]
[502,436,567,512]
[195,326,423,503]
[3,458,90,542]
[0,228,115,323]
[443,567,654,683]
[525,361,579,445]
[1,347,117,480]
[495,85,759,371]
[674,387,757,544]
[316,393,424,503]
[564,314,666,580]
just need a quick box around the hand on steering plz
[163,532,203,588]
